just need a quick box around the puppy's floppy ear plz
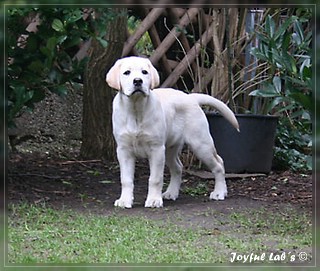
[106,59,122,90]
[147,59,160,89]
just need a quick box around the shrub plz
[249,8,312,172]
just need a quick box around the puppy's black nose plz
[133,78,143,86]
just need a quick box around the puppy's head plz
[106,56,160,97]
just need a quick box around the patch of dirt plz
[8,87,83,156]
[8,152,312,220]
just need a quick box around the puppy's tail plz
[190,93,240,132]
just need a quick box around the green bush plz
[7,8,118,127]
[249,8,312,172]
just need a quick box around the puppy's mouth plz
[131,89,145,95]
[125,87,147,97]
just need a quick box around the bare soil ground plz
[8,151,312,223]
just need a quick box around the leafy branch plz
[7,8,117,127]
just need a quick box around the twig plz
[9,173,62,180]
[278,210,290,217]
[298,195,312,199]
[163,17,194,80]
[286,180,312,187]
[59,159,101,165]
[237,193,267,201]
[32,188,70,194]
[251,196,267,201]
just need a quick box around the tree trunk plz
[80,9,127,160]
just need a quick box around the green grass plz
[206,207,313,263]
[7,203,213,264]
[182,183,209,197]
[7,203,313,265]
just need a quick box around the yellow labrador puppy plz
[106,56,239,208]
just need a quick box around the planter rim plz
[206,112,279,120]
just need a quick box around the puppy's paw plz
[162,190,179,201]
[210,187,227,201]
[114,198,133,208]
[145,197,163,208]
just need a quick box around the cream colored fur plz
[106,56,239,208]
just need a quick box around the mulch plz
[7,152,313,212]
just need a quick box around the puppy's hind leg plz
[162,144,183,201]
[207,153,227,200]
[187,131,227,200]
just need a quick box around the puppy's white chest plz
[113,95,166,159]
[132,134,150,158]
[122,120,153,158]
[125,130,152,158]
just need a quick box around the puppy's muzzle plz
[130,78,145,96]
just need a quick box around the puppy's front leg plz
[114,147,135,208]
[145,146,165,208]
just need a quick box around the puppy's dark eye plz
[123,70,130,75]
[142,70,148,75]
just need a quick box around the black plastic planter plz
[206,113,278,173]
